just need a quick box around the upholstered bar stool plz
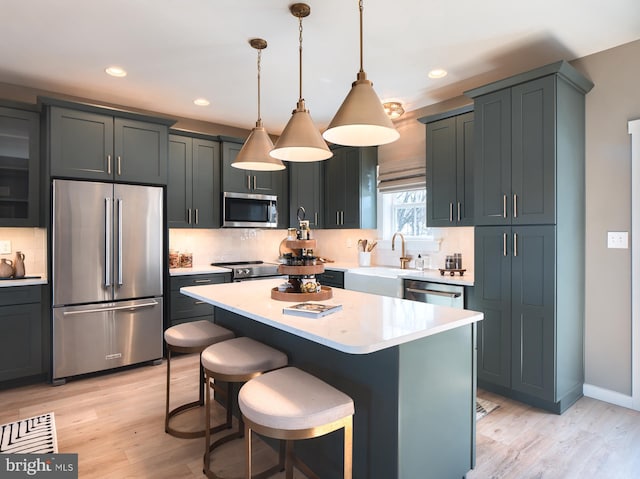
[239,367,355,479]
[164,320,235,439]
[201,337,288,479]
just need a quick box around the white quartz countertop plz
[0,275,48,287]
[325,264,474,287]
[170,265,232,276]
[181,278,482,355]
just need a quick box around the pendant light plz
[270,3,332,162]
[323,0,400,147]
[232,38,284,171]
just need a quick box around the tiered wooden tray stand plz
[271,239,333,301]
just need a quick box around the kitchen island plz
[181,279,483,479]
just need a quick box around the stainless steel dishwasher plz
[403,279,464,308]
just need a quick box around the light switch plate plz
[607,231,629,249]
[0,240,10,254]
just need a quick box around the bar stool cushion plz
[164,320,234,349]
[239,367,355,431]
[201,337,287,376]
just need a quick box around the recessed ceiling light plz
[105,66,127,78]
[193,98,210,106]
[428,68,448,79]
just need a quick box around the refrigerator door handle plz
[62,300,160,316]
[105,197,112,287]
[117,198,123,286]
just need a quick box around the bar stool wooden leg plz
[244,422,252,479]
[344,416,353,479]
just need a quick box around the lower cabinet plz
[169,273,231,328]
[471,225,582,413]
[0,286,43,382]
[316,269,344,289]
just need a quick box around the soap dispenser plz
[415,254,424,271]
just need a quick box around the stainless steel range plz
[211,261,282,282]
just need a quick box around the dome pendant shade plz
[323,74,400,147]
[232,123,284,171]
[270,100,333,162]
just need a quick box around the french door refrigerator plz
[52,179,163,383]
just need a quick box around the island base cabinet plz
[214,308,476,479]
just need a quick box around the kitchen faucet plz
[391,232,411,269]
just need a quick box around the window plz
[379,188,427,239]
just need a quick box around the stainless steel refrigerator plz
[52,179,164,383]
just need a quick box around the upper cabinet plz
[0,103,40,226]
[324,146,377,230]
[45,100,173,185]
[220,140,288,228]
[420,108,474,227]
[168,133,221,228]
[288,161,324,229]
[467,61,594,226]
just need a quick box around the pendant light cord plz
[257,48,262,124]
[298,15,304,101]
[359,0,364,74]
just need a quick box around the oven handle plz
[405,287,461,298]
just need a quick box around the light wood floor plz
[1,354,639,478]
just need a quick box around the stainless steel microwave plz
[222,192,278,228]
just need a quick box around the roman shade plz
[376,115,426,192]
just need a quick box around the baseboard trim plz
[583,383,634,409]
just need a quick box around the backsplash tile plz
[0,227,47,276]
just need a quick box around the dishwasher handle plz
[405,287,461,298]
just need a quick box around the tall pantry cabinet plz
[465,61,593,413]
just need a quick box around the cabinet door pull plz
[503,195,508,219]
[336,211,340,225]
[187,208,192,224]
[107,155,112,175]
[513,194,518,219]
[117,156,122,176]
[457,202,461,222]
[449,203,453,222]
[194,278,212,284]
[314,212,318,226]
[341,211,344,225]
[503,232,508,257]
[194,301,206,305]
[253,175,257,190]
[246,175,251,190]
[514,233,518,257]
[195,208,199,225]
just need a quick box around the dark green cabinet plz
[289,161,323,228]
[0,286,42,382]
[316,269,344,289]
[168,134,220,228]
[169,273,231,328]
[48,106,169,185]
[473,75,558,226]
[423,110,474,227]
[474,225,556,402]
[466,61,593,413]
[324,146,377,229]
[221,140,288,228]
[0,104,40,226]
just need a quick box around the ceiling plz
[1,0,639,135]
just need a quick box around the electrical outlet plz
[607,231,629,249]
[0,240,10,254]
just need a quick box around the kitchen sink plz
[344,266,414,297]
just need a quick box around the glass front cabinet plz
[0,104,40,226]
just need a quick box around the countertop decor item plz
[14,251,25,278]
[0,258,13,278]
[272,235,333,301]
